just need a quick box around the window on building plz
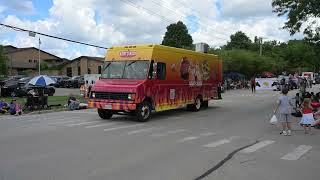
[88,68,91,74]
[156,62,166,80]
[66,67,72,77]
[29,59,32,63]
[98,66,102,74]
[34,60,38,63]
[78,66,81,75]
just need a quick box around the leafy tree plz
[162,21,193,49]
[272,0,320,43]
[0,45,8,77]
[225,31,252,50]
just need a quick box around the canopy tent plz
[261,71,275,78]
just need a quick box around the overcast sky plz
[0,0,304,59]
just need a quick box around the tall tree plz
[0,45,8,77]
[225,31,252,50]
[162,21,193,48]
[272,0,320,43]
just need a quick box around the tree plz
[162,21,193,49]
[0,45,8,77]
[272,0,320,43]
[225,31,252,50]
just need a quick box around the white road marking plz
[103,124,144,132]
[241,140,275,153]
[151,129,187,137]
[203,139,231,148]
[48,120,80,125]
[85,122,117,128]
[66,121,101,127]
[203,136,238,148]
[127,127,163,135]
[200,132,216,136]
[178,132,216,143]
[281,145,312,160]
[178,136,199,142]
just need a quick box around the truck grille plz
[93,92,130,100]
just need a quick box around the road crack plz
[194,140,260,180]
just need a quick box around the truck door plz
[153,62,167,111]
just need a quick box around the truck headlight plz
[92,92,96,98]
[128,94,134,100]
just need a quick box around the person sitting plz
[0,99,9,114]
[9,100,16,115]
[14,100,22,116]
[68,94,80,110]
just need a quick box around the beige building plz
[62,56,104,77]
[4,45,67,75]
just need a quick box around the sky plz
[0,0,304,59]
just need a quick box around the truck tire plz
[136,101,152,122]
[98,109,113,119]
[187,97,202,112]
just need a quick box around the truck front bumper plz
[88,99,136,110]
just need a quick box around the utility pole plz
[38,37,41,75]
[259,37,263,56]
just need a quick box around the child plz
[274,89,293,136]
[14,100,22,116]
[300,98,316,134]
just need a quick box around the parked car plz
[65,76,84,88]
[1,76,55,97]
[50,76,69,88]
[1,77,27,97]
[12,83,55,97]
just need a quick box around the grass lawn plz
[0,95,87,115]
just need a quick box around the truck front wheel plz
[136,101,152,122]
[98,109,113,119]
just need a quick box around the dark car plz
[1,77,55,97]
[59,76,72,88]
[0,76,28,97]
[52,76,70,88]
[13,83,55,97]
[65,76,84,88]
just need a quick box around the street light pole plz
[259,37,263,56]
[38,37,41,75]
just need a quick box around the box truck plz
[88,44,222,121]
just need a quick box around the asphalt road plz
[0,88,319,180]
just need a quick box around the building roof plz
[71,56,104,62]
[3,45,18,53]
[4,46,62,59]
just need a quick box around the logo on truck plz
[119,51,137,57]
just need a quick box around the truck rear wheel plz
[98,109,113,119]
[187,97,202,112]
[136,101,152,122]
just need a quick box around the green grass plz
[0,96,87,115]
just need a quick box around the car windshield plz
[71,76,80,80]
[101,60,150,79]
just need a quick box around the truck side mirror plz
[152,63,157,79]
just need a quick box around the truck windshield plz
[101,60,150,79]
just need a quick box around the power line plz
[155,0,230,38]
[0,23,108,49]
[120,0,229,41]
[119,0,175,24]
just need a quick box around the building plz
[4,45,67,75]
[62,56,104,77]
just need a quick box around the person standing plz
[299,98,316,134]
[250,77,256,93]
[274,89,294,136]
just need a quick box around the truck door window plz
[157,63,166,80]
